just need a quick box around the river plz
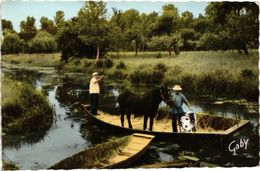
[2,63,259,169]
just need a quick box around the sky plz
[1,0,209,32]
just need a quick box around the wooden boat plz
[138,155,219,168]
[81,104,250,144]
[49,133,155,169]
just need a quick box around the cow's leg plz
[143,114,148,130]
[126,112,133,129]
[149,114,154,131]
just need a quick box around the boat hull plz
[49,133,155,169]
[81,104,250,146]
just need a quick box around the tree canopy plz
[2,1,259,58]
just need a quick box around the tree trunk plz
[168,49,171,56]
[95,46,100,64]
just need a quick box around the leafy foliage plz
[2,78,54,134]
[2,32,25,54]
[30,31,57,53]
[2,1,259,56]
[147,34,182,55]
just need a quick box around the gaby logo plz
[228,138,249,155]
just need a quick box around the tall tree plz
[40,17,57,35]
[19,16,37,41]
[179,11,194,28]
[2,19,14,31]
[119,9,142,56]
[108,8,127,54]
[153,4,179,35]
[54,10,65,31]
[77,1,109,62]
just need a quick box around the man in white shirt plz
[89,72,103,115]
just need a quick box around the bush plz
[116,61,126,70]
[171,65,184,75]
[2,78,54,135]
[130,65,165,85]
[105,58,114,68]
[96,60,104,68]
[240,69,254,79]
[155,52,162,58]
[154,63,168,73]
[108,69,128,80]
[84,60,92,67]
[73,59,81,66]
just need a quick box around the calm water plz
[2,63,259,169]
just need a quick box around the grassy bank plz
[2,77,54,135]
[2,50,259,101]
[2,53,60,67]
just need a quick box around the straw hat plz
[172,85,182,91]
[92,72,99,76]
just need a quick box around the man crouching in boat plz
[170,85,192,132]
[89,72,103,115]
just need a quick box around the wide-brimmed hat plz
[92,72,99,76]
[172,85,182,91]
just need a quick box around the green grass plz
[2,77,54,135]
[109,50,258,76]
[2,50,259,100]
[2,53,60,67]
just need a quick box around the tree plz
[139,12,159,52]
[54,10,65,31]
[30,31,57,53]
[120,9,142,56]
[152,4,179,35]
[147,34,183,56]
[179,11,194,28]
[2,32,25,54]
[195,32,219,51]
[40,17,57,35]
[56,19,87,62]
[108,8,127,53]
[206,2,259,54]
[19,16,37,41]
[77,1,109,61]
[180,28,196,50]
[2,19,15,33]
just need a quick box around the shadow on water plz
[2,64,259,168]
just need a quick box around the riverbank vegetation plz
[2,77,54,135]
[2,50,258,101]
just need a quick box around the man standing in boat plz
[89,72,103,115]
[171,85,191,132]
